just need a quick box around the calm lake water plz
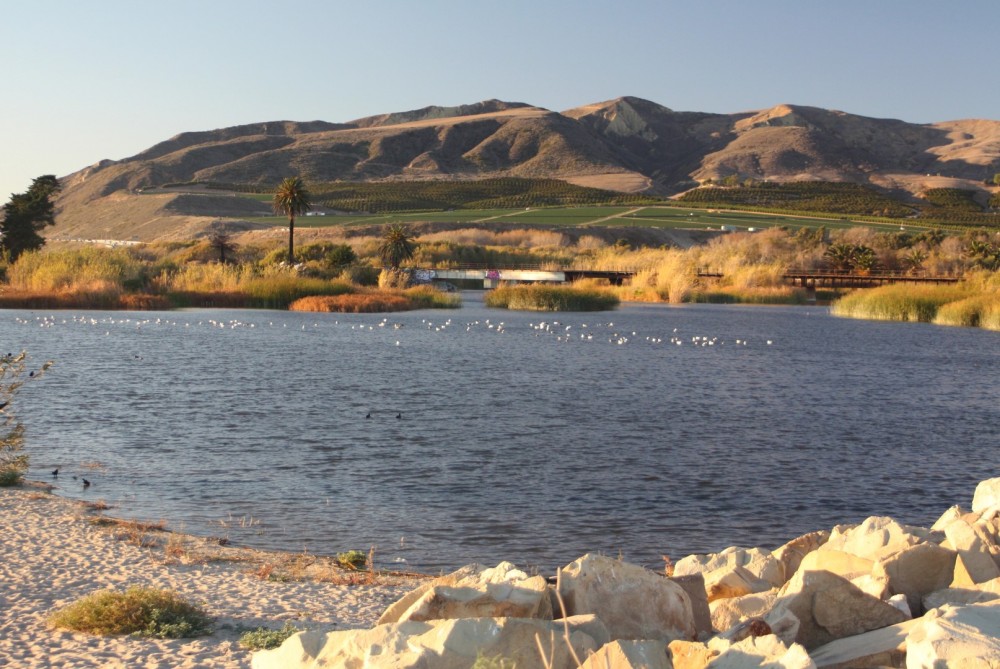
[5,294,999,573]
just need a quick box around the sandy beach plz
[0,485,424,668]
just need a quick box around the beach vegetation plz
[471,653,518,669]
[49,587,213,638]
[485,284,619,311]
[336,550,368,569]
[239,622,301,650]
[272,177,312,264]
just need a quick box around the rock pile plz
[252,477,1000,668]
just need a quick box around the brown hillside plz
[48,97,1000,241]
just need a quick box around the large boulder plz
[378,563,485,625]
[578,640,671,669]
[765,570,909,650]
[391,578,552,623]
[703,564,772,602]
[668,634,814,669]
[796,549,873,581]
[379,562,551,624]
[820,517,928,562]
[942,517,1000,585]
[904,601,1000,668]
[808,618,920,669]
[675,546,784,589]
[670,573,714,639]
[251,617,599,669]
[559,553,696,642]
[972,477,1000,515]
[923,576,1000,611]
[710,589,778,632]
[772,531,831,584]
[871,542,957,615]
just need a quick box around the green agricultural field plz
[249,203,934,233]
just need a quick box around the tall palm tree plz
[272,177,312,263]
[377,223,416,270]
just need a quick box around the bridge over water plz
[414,265,963,290]
[415,265,635,288]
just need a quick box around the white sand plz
[0,486,423,668]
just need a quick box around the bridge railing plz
[412,263,640,273]
[698,267,964,279]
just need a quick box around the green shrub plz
[239,622,301,650]
[336,550,368,569]
[49,587,213,638]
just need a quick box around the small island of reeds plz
[830,272,1000,330]
[484,284,619,311]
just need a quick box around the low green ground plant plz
[336,550,368,569]
[49,587,213,638]
[238,622,301,650]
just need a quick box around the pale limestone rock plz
[773,531,831,584]
[707,634,816,669]
[578,640,671,669]
[670,573,714,640]
[797,549,874,581]
[848,574,891,601]
[710,589,778,632]
[943,517,1000,584]
[379,562,552,625]
[392,577,552,623]
[972,477,1000,515]
[872,542,956,615]
[558,614,611,650]
[675,546,784,588]
[669,639,718,669]
[378,563,485,625]
[766,570,909,650]
[821,517,926,562]
[931,505,969,533]
[252,617,598,669]
[808,618,920,669]
[905,601,1000,668]
[887,594,912,618]
[704,564,771,602]
[559,553,696,642]
[923,576,1000,611]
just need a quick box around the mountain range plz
[52,97,1000,240]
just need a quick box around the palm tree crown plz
[378,223,416,270]
[272,177,312,263]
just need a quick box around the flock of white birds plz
[11,313,774,350]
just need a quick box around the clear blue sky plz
[3,0,998,199]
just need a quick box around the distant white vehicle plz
[305,212,326,216]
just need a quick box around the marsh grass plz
[289,286,459,313]
[692,287,810,305]
[485,284,619,311]
[934,293,1000,330]
[49,587,212,638]
[0,291,170,310]
[831,284,971,322]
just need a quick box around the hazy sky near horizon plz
[3,0,998,199]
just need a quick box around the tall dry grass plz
[831,284,972,322]
[485,284,619,311]
[7,247,146,293]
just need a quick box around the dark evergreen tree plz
[1,175,61,261]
